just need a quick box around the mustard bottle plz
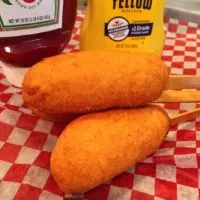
[80,0,166,56]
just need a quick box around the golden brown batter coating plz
[22,51,169,119]
[50,105,170,193]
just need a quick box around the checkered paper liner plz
[0,11,200,200]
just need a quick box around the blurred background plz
[77,0,200,11]
[78,0,86,10]
[77,0,200,23]
[167,0,200,11]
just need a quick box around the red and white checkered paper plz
[0,11,200,200]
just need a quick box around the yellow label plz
[80,0,166,56]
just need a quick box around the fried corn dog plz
[50,105,170,193]
[22,51,169,120]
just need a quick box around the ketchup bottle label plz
[0,0,64,37]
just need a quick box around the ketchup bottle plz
[0,0,77,67]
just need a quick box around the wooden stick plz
[159,75,200,124]
[155,90,200,103]
[167,75,200,90]
[171,108,200,126]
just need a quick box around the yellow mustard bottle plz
[80,0,166,56]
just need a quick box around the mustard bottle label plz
[105,17,153,41]
[80,0,165,55]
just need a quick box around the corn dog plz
[22,51,169,120]
[50,105,170,193]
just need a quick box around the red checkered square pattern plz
[0,11,200,200]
